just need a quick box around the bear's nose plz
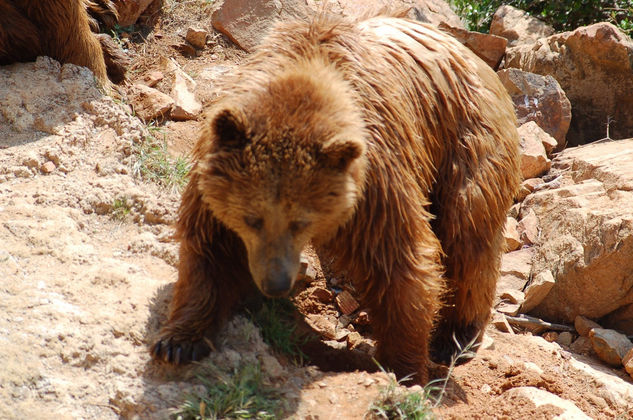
[261,260,293,297]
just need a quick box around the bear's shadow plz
[139,282,467,417]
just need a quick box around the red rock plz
[439,23,507,69]
[335,290,359,315]
[504,216,521,252]
[589,328,633,366]
[140,71,163,88]
[128,84,173,122]
[497,66,572,149]
[185,27,208,49]
[490,5,554,47]
[574,315,602,337]
[521,270,554,314]
[40,161,56,174]
[518,208,539,246]
[305,314,337,340]
[517,122,550,179]
[506,23,633,145]
[310,287,334,303]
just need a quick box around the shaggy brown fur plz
[152,14,521,383]
[0,0,125,84]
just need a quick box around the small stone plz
[185,27,208,49]
[305,314,337,340]
[542,331,559,343]
[480,333,495,350]
[355,339,377,356]
[589,328,633,366]
[574,315,602,337]
[296,259,308,282]
[492,312,514,334]
[497,302,521,316]
[304,265,317,283]
[521,270,555,313]
[141,70,164,87]
[518,122,551,179]
[556,331,573,347]
[309,287,333,303]
[500,289,525,305]
[504,217,521,252]
[335,290,359,315]
[523,362,544,375]
[173,42,198,57]
[40,161,56,174]
[522,178,544,192]
[354,311,370,326]
[129,84,173,122]
[570,336,593,355]
[170,70,202,121]
[623,348,633,378]
[518,209,539,245]
[480,384,492,394]
[323,339,347,350]
[347,331,363,349]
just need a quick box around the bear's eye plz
[289,220,310,234]
[244,216,263,231]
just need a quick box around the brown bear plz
[0,0,125,84]
[151,13,521,384]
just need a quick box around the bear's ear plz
[212,108,249,150]
[319,139,365,171]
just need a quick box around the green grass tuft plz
[367,335,479,419]
[132,126,191,192]
[250,298,309,364]
[110,197,132,221]
[173,363,281,420]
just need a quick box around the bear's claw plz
[151,338,211,365]
[430,322,482,366]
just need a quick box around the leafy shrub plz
[450,0,633,35]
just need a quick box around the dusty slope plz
[1,22,633,420]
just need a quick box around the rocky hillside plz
[1,0,633,418]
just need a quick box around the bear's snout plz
[260,258,294,297]
[262,270,292,297]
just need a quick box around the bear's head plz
[196,62,367,297]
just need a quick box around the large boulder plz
[490,5,554,47]
[505,23,633,146]
[439,23,507,69]
[211,0,463,52]
[497,68,571,149]
[522,139,633,324]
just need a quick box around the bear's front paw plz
[151,336,211,365]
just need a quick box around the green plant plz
[368,374,435,420]
[132,126,191,191]
[367,335,478,419]
[111,197,132,221]
[449,0,633,36]
[250,298,308,364]
[174,363,281,420]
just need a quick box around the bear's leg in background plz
[0,1,41,64]
[21,0,109,83]
[363,220,444,385]
[430,146,513,366]
[152,185,254,364]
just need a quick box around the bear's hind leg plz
[361,221,444,385]
[430,141,517,365]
